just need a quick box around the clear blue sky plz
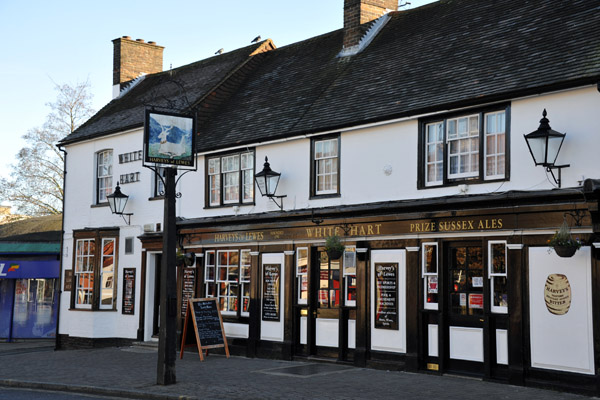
[0,0,436,186]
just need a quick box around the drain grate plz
[259,363,353,378]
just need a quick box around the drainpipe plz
[54,145,67,351]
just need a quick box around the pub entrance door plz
[307,248,355,360]
[444,244,486,374]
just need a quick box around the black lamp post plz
[524,109,570,188]
[107,184,133,224]
[254,156,286,210]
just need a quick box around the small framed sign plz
[144,110,196,169]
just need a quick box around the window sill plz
[90,202,110,208]
[68,307,118,312]
[419,177,507,190]
[309,193,341,200]
[204,202,255,209]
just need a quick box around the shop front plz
[0,259,60,340]
[138,185,600,392]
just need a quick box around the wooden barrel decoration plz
[544,274,571,315]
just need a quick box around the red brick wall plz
[343,0,397,49]
[112,36,164,87]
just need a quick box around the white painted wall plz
[59,85,600,340]
[529,247,594,375]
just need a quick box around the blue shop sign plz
[0,260,59,279]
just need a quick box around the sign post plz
[143,109,196,386]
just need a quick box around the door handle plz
[479,318,484,322]
[312,310,317,318]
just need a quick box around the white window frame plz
[207,151,254,207]
[240,249,251,317]
[313,137,339,195]
[425,122,444,186]
[422,242,438,311]
[153,167,165,197]
[296,247,308,305]
[75,238,94,309]
[484,111,506,180]
[343,246,356,307]
[96,150,113,203]
[447,114,479,180]
[99,238,116,310]
[488,240,508,314]
[421,109,507,188]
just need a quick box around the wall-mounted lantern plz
[254,157,287,210]
[107,183,133,225]
[524,109,570,188]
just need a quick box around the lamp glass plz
[107,185,129,214]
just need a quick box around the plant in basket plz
[325,234,345,260]
[548,220,582,258]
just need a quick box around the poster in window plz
[375,263,398,330]
[262,264,281,321]
[122,268,135,315]
[181,268,196,318]
[143,110,196,169]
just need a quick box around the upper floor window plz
[206,151,254,207]
[96,150,113,203]
[419,107,508,188]
[311,136,340,197]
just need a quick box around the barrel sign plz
[544,273,571,316]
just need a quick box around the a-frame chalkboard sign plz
[180,298,229,361]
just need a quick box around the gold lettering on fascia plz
[214,231,265,243]
[305,224,382,238]
[410,218,504,233]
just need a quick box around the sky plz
[0,0,437,187]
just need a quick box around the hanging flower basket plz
[548,220,582,258]
[325,234,345,260]
[553,245,578,258]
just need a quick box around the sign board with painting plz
[143,110,196,169]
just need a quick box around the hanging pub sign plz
[374,263,399,330]
[143,110,196,169]
[262,264,281,321]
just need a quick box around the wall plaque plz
[374,262,398,330]
[63,269,73,291]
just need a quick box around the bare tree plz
[0,81,94,216]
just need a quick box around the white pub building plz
[57,0,600,394]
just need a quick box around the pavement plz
[0,340,597,400]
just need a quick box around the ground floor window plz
[204,249,251,317]
[72,229,118,310]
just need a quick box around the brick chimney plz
[112,36,164,98]
[343,0,397,49]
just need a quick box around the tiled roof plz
[59,41,272,146]
[198,0,600,151]
[61,0,600,150]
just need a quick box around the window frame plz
[71,229,119,311]
[422,242,439,311]
[96,149,113,204]
[204,248,251,318]
[205,149,255,208]
[310,135,341,198]
[296,247,308,305]
[488,240,508,314]
[418,105,510,189]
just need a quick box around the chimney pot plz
[148,41,156,45]
[136,38,145,43]
[122,36,131,39]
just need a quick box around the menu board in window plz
[181,268,196,318]
[180,298,229,361]
[122,268,135,315]
[262,264,281,321]
[374,263,398,330]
